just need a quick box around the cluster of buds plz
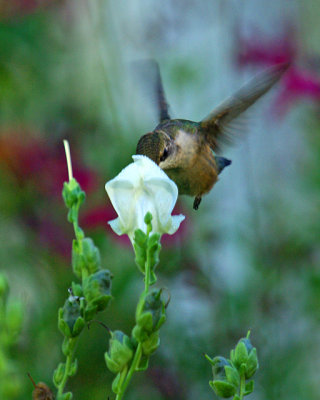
[58,178,113,338]
[104,288,167,393]
[103,210,169,396]
[132,288,167,369]
[53,169,113,399]
[206,332,258,400]
[105,331,134,393]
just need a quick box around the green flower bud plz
[245,348,258,379]
[133,229,147,273]
[62,337,76,357]
[82,238,101,274]
[105,331,134,374]
[6,300,23,335]
[231,340,248,368]
[0,273,9,300]
[62,179,85,210]
[209,380,237,398]
[141,330,160,356]
[71,282,83,298]
[206,356,239,398]
[68,359,78,377]
[144,212,153,225]
[58,298,84,338]
[211,357,230,380]
[72,238,100,278]
[53,363,65,387]
[147,233,161,276]
[231,336,258,378]
[132,289,166,342]
[83,270,112,319]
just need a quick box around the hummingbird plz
[136,62,289,210]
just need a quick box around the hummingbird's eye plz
[160,148,169,162]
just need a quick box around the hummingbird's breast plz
[164,140,218,197]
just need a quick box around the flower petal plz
[108,218,125,235]
[167,214,186,235]
[105,154,185,241]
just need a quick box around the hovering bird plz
[136,62,289,210]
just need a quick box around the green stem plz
[115,343,142,400]
[57,338,76,397]
[239,373,246,400]
[144,254,150,294]
[144,224,152,294]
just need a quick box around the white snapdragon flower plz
[105,155,185,242]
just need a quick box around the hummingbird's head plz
[136,130,174,166]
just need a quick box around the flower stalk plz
[53,141,113,400]
[105,213,167,400]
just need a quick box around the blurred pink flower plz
[237,28,295,67]
[236,27,320,115]
[275,68,320,115]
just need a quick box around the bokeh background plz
[1,0,320,399]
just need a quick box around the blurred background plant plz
[0,0,319,399]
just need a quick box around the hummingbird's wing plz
[200,62,289,152]
[133,59,171,122]
[154,61,171,122]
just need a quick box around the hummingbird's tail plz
[215,156,232,174]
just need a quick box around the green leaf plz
[136,355,149,371]
[111,373,121,394]
[225,365,240,387]
[141,331,160,356]
[244,380,254,395]
[72,316,85,337]
[245,348,259,378]
[61,392,73,400]
[210,380,237,398]
[233,341,248,368]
